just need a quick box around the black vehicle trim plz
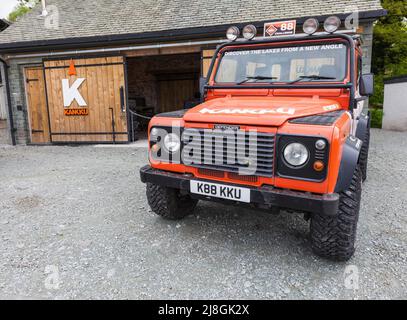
[355,112,370,142]
[149,126,183,164]
[140,165,339,216]
[276,135,330,182]
[384,75,407,85]
[154,110,188,118]
[335,136,363,192]
[289,110,346,126]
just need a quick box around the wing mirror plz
[360,73,374,96]
[199,77,207,100]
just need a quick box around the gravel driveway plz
[0,129,406,300]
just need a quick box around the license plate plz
[190,181,251,203]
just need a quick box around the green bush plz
[370,108,384,129]
[371,75,385,108]
[7,1,39,23]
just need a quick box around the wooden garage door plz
[24,67,50,144]
[43,56,128,143]
[158,73,199,113]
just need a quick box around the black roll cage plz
[204,33,357,111]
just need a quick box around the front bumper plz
[140,166,339,216]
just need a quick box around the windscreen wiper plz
[289,75,336,84]
[237,76,278,85]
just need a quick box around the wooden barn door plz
[158,73,199,112]
[24,67,50,144]
[43,56,128,143]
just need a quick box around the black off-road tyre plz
[359,126,370,182]
[310,166,362,261]
[146,183,198,220]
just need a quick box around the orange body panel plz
[148,37,361,196]
[148,111,351,194]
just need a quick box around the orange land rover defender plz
[140,18,373,261]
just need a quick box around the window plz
[215,43,348,84]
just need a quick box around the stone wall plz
[6,57,43,144]
[0,63,10,144]
[0,81,7,119]
[0,120,9,145]
[360,21,374,73]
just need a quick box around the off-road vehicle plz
[140,17,373,261]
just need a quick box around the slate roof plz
[0,0,384,49]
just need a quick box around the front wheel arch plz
[355,112,370,143]
[334,136,363,193]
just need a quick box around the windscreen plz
[215,43,348,83]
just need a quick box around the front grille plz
[227,173,259,183]
[198,168,225,178]
[182,128,275,177]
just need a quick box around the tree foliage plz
[7,0,39,23]
[371,0,407,106]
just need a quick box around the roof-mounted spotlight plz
[226,26,240,41]
[242,24,257,40]
[324,16,341,33]
[303,18,319,35]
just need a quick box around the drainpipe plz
[41,0,48,16]
[0,57,16,145]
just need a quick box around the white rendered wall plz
[383,81,407,131]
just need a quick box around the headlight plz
[163,133,181,153]
[303,18,319,35]
[283,143,309,167]
[150,128,159,137]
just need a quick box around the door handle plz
[120,86,126,113]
